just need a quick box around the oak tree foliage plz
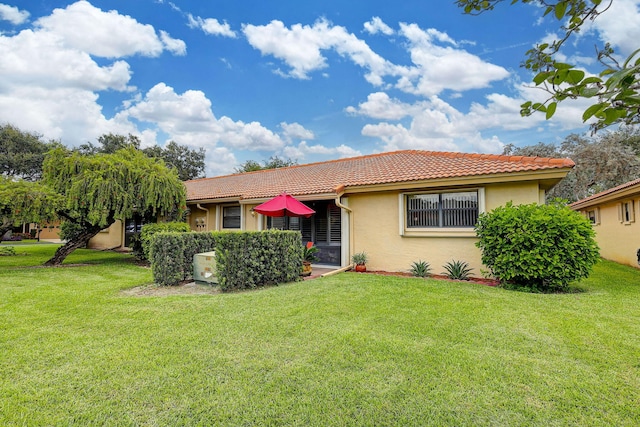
[235,156,297,173]
[0,124,61,181]
[457,0,640,131]
[504,127,640,201]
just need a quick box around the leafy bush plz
[442,260,473,280]
[149,230,301,289]
[0,246,17,256]
[149,231,216,286]
[139,221,191,260]
[149,232,187,286]
[410,260,432,277]
[475,201,600,292]
[214,230,302,292]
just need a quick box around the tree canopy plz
[0,124,60,181]
[457,0,640,132]
[235,156,297,173]
[504,128,640,201]
[0,177,61,238]
[42,147,186,265]
[78,133,205,180]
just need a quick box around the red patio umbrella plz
[253,193,315,218]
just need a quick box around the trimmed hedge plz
[214,230,302,291]
[475,201,600,292]
[139,221,191,260]
[149,230,302,289]
[149,231,217,286]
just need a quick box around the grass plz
[1,245,639,426]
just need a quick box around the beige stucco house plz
[184,150,574,274]
[571,178,640,269]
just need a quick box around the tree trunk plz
[0,220,12,241]
[44,224,104,266]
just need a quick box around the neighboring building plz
[571,178,640,269]
[184,150,574,274]
[32,217,145,250]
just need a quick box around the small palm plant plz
[410,260,432,277]
[442,260,473,280]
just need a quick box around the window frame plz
[399,188,485,237]
[586,208,600,225]
[618,200,635,224]
[221,205,242,229]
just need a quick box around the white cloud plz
[395,23,510,96]
[159,30,186,55]
[589,0,640,56]
[363,17,394,35]
[188,14,237,38]
[34,1,182,58]
[282,141,361,160]
[280,122,315,141]
[242,19,393,85]
[345,92,422,120]
[123,83,284,151]
[0,3,29,25]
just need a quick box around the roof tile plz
[185,150,575,201]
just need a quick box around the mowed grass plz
[1,245,639,426]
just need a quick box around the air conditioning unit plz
[193,251,218,284]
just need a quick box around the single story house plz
[184,150,574,273]
[571,178,640,269]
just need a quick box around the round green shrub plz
[475,200,599,292]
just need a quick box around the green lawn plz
[1,245,639,426]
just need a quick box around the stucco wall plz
[348,181,543,274]
[87,220,123,250]
[581,200,640,268]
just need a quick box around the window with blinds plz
[407,191,478,228]
[222,206,241,229]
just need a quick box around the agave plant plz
[410,260,432,278]
[442,260,473,281]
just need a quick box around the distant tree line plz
[503,127,640,202]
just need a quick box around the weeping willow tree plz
[42,147,186,266]
[0,177,61,238]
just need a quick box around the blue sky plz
[1,1,638,176]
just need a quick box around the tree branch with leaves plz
[457,0,639,131]
[42,147,186,266]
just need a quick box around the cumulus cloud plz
[395,23,510,96]
[34,1,183,58]
[123,83,284,151]
[588,0,640,56]
[345,92,423,120]
[188,14,237,38]
[363,17,394,35]
[159,30,187,55]
[243,19,393,85]
[282,141,361,160]
[0,3,29,25]
[280,122,315,141]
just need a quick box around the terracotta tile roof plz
[570,177,640,209]
[185,150,575,202]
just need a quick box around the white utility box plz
[193,251,218,284]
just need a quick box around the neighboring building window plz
[222,206,241,229]
[406,191,478,228]
[619,200,635,224]
[586,208,599,225]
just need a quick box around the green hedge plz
[475,201,600,292]
[149,230,302,289]
[139,222,191,260]
[149,231,217,286]
[214,230,302,291]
